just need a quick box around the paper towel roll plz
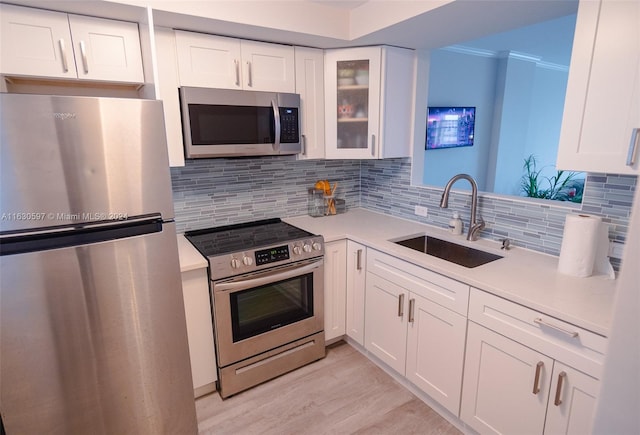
[558,214,614,279]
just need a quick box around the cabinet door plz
[174,31,242,89]
[345,241,366,345]
[68,14,144,83]
[295,46,325,159]
[461,322,553,435]
[406,293,466,416]
[0,4,76,79]
[324,240,347,342]
[544,363,599,435]
[240,40,295,93]
[557,0,640,174]
[325,47,382,159]
[364,273,407,374]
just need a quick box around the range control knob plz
[242,255,253,266]
[303,244,312,253]
[230,258,240,269]
[292,245,302,255]
[312,242,322,251]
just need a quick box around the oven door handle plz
[215,259,322,293]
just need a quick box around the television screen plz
[426,107,475,150]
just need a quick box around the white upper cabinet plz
[557,0,640,174]
[295,46,325,159]
[324,46,414,159]
[174,31,295,93]
[0,3,144,83]
[66,15,144,83]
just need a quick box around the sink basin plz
[394,235,502,268]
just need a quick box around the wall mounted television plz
[426,107,475,150]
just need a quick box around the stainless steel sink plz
[394,235,503,268]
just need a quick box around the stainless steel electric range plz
[185,218,325,398]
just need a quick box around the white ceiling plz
[457,12,578,66]
[7,0,579,52]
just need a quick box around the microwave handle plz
[272,99,281,152]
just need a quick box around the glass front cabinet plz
[324,46,414,159]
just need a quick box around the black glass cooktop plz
[184,218,313,257]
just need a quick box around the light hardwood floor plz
[196,342,462,435]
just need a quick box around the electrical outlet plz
[414,205,428,217]
[608,241,625,259]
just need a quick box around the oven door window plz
[230,272,313,342]
[188,104,275,145]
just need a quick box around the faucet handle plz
[501,238,511,250]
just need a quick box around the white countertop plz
[285,208,617,337]
[176,234,208,273]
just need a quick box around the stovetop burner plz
[185,218,313,257]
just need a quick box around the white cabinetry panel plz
[175,31,294,92]
[68,15,143,83]
[406,293,466,416]
[324,240,347,342]
[345,241,366,345]
[462,322,552,435]
[557,0,640,174]
[0,3,143,83]
[0,4,75,79]
[295,46,325,159]
[364,273,408,373]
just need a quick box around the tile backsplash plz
[171,156,636,270]
[170,157,361,232]
[360,158,636,269]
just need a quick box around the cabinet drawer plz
[468,288,607,378]
[367,249,469,315]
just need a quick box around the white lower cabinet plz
[345,241,366,345]
[364,273,408,373]
[461,289,604,435]
[180,266,217,398]
[323,240,347,342]
[461,322,553,434]
[545,362,599,435]
[364,249,469,416]
[405,293,467,416]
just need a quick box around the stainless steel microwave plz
[179,87,301,158]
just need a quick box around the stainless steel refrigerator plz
[0,93,198,434]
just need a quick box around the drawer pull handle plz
[534,318,579,338]
[246,61,252,87]
[408,298,415,323]
[398,293,404,318]
[554,371,567,406]
[58,39,69,73]
[627,128,639,166]
[79,40,88,74]
[532,361,544,394]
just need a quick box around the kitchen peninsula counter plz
[285,208,617,337]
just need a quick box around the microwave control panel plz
[279,108,299,143]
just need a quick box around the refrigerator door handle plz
[0,215,164,256]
